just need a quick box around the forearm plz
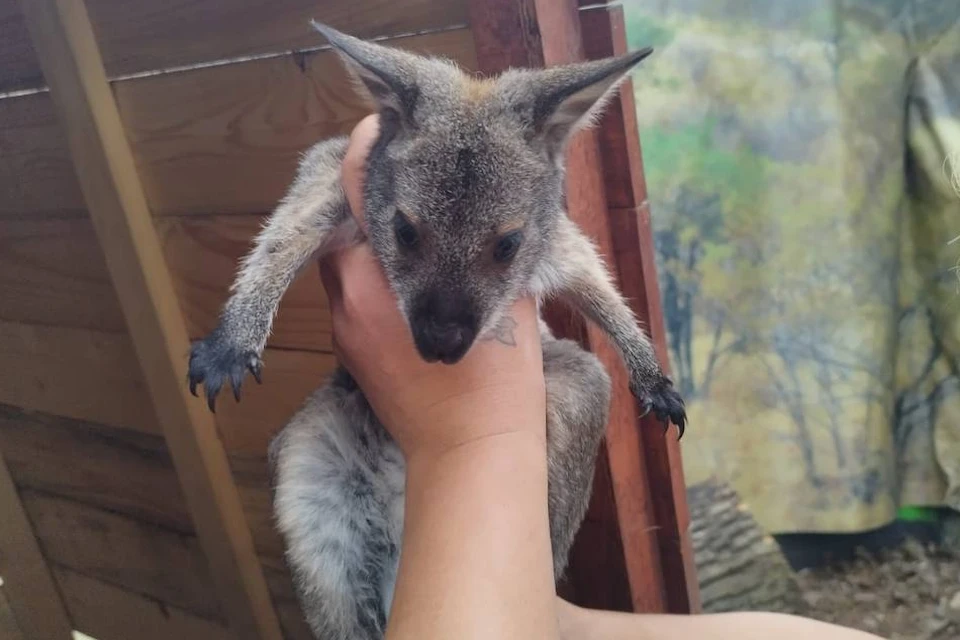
[386,433,559,640]
[558,601,884,640]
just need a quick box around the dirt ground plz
[795,540,960,640]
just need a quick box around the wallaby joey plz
[187,22,685,639]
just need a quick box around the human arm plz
[557,599,886,640]
[318,115,560,640]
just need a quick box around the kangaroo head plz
[315,22,651,364]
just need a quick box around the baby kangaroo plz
[188,22,685,639]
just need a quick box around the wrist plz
[404,425,547,474]
[389,428,556,639]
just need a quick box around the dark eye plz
[493,231,523,263]
[394,211,419,248]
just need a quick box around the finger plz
[334,244,401,319]
[317,255,344,311]
[341,115,381,233]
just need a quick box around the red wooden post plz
[579,1,700,613]
[467,0,698,613]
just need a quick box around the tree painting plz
[624,0,960,532]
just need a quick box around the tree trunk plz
[688,479,805,614]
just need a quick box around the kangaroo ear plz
[499,47,653,156]
[311,21,422,123]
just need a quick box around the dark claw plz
[249,360,263,385]
[639,400,652,419]
[637,375,687,440]
[189,334,261,412]
[231,370,244,402]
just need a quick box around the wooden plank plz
[580,3,699,613]
[18,2,284,638]
[86,0,469,78]
[0,320,335,450]
[0,216,333,351]
[577,4,645,210]
[23,490,224,620]
[0,320,159,433]
[0,405,191,533]
[0,408,313,639]
[116,28,477,216]
[0,29,476,220]
[0,0,469,92]
[0,1,43,91]
[0,406,286,558]
[469,0,669,612]
[0,92,85,219]
[465,0,542,74]
[54,567,232,640]
[27,492,311,640]
[0,578,25,640]
[0,218,126,333]
[158,215,333,352]
[0,453,73,640]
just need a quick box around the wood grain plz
[0,0,469,92]
[0,320,160,433]
[158,215,333,351]
[466,0,543,74]
[0,405,191,532]
[546,2,669,606]
[19,1,284,636]
[0,215,334,351]
[0,319,335,451]
[578,5,645,210]
[0,405,284,559]
[21,489,223,620]
[0,92,85,219]
[23,489,224,620]
[581,3,700,613]
[0,405,313,639]
[0,578,24,640]
[54,567,232,640]
[115,28,476,216]
[0,452,73,640]
[0,0,43,91]
[1,29,476,220]
[86,0,469,78]
[26,492,312,640]
[210,346,338,454]
[0,217,126,332]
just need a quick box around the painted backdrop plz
[625,0,960,532]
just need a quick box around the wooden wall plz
[0,1,696,638]
[0,1,473,639]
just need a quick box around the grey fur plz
[269,329,609,639]
[188,24,685,639]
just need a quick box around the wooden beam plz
[467,0,668,612]
[0,450,73,640]
[17,2,284,639]
[579,2,700,613]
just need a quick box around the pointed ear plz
[311,21,422,122]
[500,47,653,155]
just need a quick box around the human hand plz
[318,115,547,461]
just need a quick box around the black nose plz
[411,290,479,364]
[416,318,476,364]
